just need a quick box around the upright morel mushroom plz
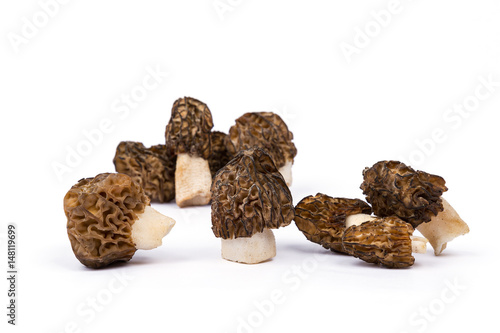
[165,97,214,207]
[294,193,372,253]
[64,173,176,268]
[342,217,415,268]
[361,160,469,255]
[226,112,297,186]
[211,147,295,264]
[208,131,233,178]
[113,141,176,203]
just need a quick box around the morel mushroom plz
[64,173,176,268]
[113,141,176,203]
[342,216,415,268]
[208,131,233,178]
[295,194,427,254]
[361,160,469,255]
[211,147,294,264]
[294,193,372,253]
[226,112,297,186]
[165,97,214,207]
[344,213,428,254]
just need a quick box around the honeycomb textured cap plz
[361,160,448,228]
[294,193,372,253]
[211,147,295,239]
[113,141,176,203]
[64,173,150,268]
[342,216,415,268]
[208,131,233,178]
[226,112,297,169]
[165,97,214,159]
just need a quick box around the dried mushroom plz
[211,147,294,264]
[361,160,447,227]
[344,213,428,254]
[113,141,176,203]
[294,193,371,253]
[208,131,233,178]
[165,97,214,207]
[361,160,469,255]
[226,112,297,186]
[342,217,415,268]
[64,173,176,268]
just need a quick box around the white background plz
[1,1,499,332]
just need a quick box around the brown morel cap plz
[165,97,214,159]
[208,131,233,178]
[113,141,176,203]
[294,193,372,253]
[64,173,149,268]
[342,216,415,269]
[226,112,297,169]
[361,160,448,228]
[211,147,294,239]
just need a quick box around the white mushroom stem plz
[345,213,429,254]
[175,153,212,208]
[278,160,293,187]
[132,206,176,250]
[416,198,469,255]
[411,236,428,254]
[345,213,376,229]
[221,229,276,264]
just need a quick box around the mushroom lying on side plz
[294,193,428,255]
[294,193,372,253]
[208,131,233,178]
[211,147,295,264]
[342,217,415,268]
[226,112,297,186]
[165,97,214,207]
[64,173,176,268]
[344,213,428,254]
[361,160,469,255]
[113,141,176,203]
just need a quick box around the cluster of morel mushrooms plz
[64,97,469,269]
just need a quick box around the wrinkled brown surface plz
[165,97,214,159]
[64,173,150,268]
[209,131,233,178]
[342,217,415,268]
[113,141,176,203]
[361,160,447,228]
[226,112,297,169]
[294,194,372,253]
[211,147,295,239]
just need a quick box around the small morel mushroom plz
[344,213,428,254]
[165,97,214,207]
[226,112,297,186]
[342,217,415,268]
[208,131,233,178]
[294,193,372,253]
[361,160,469,255]
[211,147,295,264]
[113,141,176,203]
[64,173,176,268]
